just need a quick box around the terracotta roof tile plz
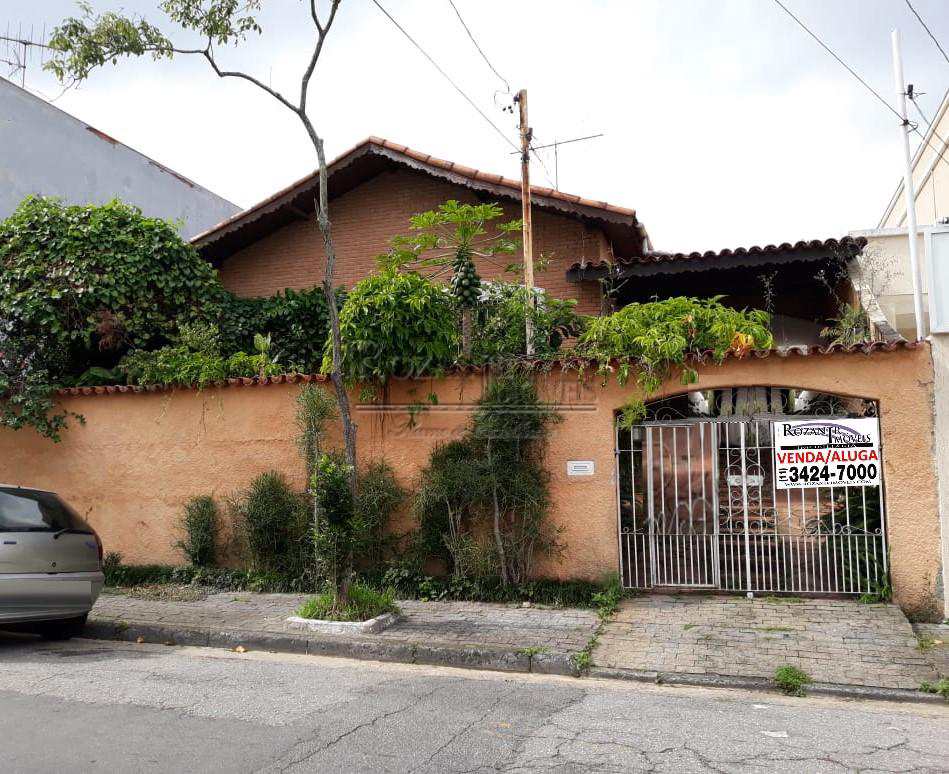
[191,136,640,248]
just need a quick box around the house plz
[192,136,648,315]
[0,76,239,239]
[195,137,865,349]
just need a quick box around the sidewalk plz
[87,589,599,676]
[85,588,948,703]
[593,595,943,692]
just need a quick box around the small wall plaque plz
[566,460,595,477]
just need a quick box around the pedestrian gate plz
[616,403,888,595]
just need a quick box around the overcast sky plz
[4,0,949,251]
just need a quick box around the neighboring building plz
[854,88,949,619]
[0,77,239,239]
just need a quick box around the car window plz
[0,488,89,532]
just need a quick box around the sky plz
[3,0,949,252]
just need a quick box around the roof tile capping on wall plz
[2,342,942,620]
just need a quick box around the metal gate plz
[616,416,888,595]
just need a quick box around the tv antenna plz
[1,24,52,89]
[510,132,604,190]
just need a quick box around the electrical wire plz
[446,0,510,94]
[771,0,949,174]
[904,0,949,67]
[370,0,518,152]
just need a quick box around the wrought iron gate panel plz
[617,415,888,595]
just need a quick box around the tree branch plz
[301,0,340,113]
[201,44,299,115]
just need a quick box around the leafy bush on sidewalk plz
[296,583,399,622]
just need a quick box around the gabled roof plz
[192,137,648,261]
[567,236,866,280]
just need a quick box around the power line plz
[770,0,949,173]
[370,0,518,152]
[446,0,510,94]
[904,0,949,67]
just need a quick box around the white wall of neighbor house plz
[0,77,239,239]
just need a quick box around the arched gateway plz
[616,387,887,595]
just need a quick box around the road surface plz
[0,634,946,772]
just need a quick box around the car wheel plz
[37,614,88,641]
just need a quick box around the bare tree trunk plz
[487,440,509,585]
[461,308,473,358]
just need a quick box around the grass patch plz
[756,626,794,633]
[773,665,811,696]
[296,583,399,623]
[516,646,549,657]
[682,623,697,631]
[919,678,949,700]
[762,596,804,604]
[571,575,623,674]
[916,635,937,652]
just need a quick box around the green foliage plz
[229,471,311,576]
[579,296,773,393]
[352,461,407,569]
[919,678,949,700]
[0,197,224,374]
[296,385,338,483]
[414,370,561,586]
[820,302,871,346]
[175,495,218,567]
[381,200,521,275]
[121,323,280,387]
[219,287,338,373]
[45,1,262,82]
[591,574,623,621]
[327,270,458,381]
[471,282,583,362]
[0,322,77,440]
[773,665,812,696]
[296,582,399,623]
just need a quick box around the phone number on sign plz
[777,462,878,487]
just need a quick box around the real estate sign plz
[772,419,881,490]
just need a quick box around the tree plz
[381,200,521,358]
[44,0,359,573]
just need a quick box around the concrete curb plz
[84,618,943,705]
[587,666,949,705]
[83,617,578,676]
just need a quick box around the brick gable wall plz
[216,167,606,315]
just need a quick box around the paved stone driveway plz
[92,591,598,655]
[594,594,941,690]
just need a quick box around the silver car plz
[0,485,104,639]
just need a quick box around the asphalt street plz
[0,634,946,773]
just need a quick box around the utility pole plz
[515,88,535,355]
[892,28,926,341]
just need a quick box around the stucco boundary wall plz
[1,344,942,620]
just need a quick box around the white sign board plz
[772,419,881,490]
[566,460,595,477]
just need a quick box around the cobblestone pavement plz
[594,595,942,690]
[913,623,949,678]
[92,591,598,655]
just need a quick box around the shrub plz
[578,296,773,393]
[413,369,561,586]
[296,582,399,622]
[773,665,811,696]
[327,270,458,381]
[471,282,583,362]
[0,197,224,379]
[121,324,281,387]
[919,678,949,700]
[219,287,340,373]
[230,471,311,576]
[176,495,218,567]
[352,461,406,570]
